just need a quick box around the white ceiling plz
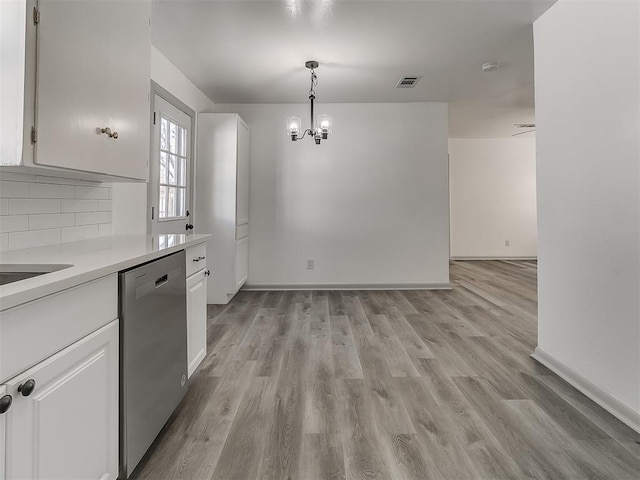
[152,0,555,137]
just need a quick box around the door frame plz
[147,81,196,234]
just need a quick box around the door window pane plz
[168,155,177,186]
[159,186,167,218]
[177,157,186,187]
[180,128,187,156]
[178,187,185,216]
[158,114,189,220]
[159,152,167,185]
[160,118,168,151]
[169,122,178,154]
[167,187,176,217]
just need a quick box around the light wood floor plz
[132,261,640,480]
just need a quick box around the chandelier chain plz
[309,68,317,97]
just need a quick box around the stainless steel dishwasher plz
[118,250,187,478]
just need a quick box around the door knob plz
[185,223,194,231]
[18,379,36,397]
[0,395,12,414]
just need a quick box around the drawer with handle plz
[0,274,117,384]
[186,242,207,277]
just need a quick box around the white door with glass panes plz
[150,95,194,234]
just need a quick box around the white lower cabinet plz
[3,320,118,480]
[187,268,208,378]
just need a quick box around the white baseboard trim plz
[450,256,538,261]
[531,347,640,433]
[241,282,452,291]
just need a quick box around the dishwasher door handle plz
[155,274,169,288]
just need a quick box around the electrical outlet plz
[307,259,315,269]
[505,240,510,247]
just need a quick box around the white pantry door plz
[150,95,194,234]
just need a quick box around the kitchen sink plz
[0,264,73,286]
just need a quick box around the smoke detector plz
[481,62,498,72]
[395,76,422,88]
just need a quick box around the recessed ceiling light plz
[481,62,498,72]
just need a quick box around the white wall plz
[214,102,450,287]
[150,45,215,114]
[534,0,640,430]
[449,138,537,258]
[111,46,216,234]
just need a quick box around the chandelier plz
[287,61,332,145]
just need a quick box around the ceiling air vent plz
[395,76,422,88]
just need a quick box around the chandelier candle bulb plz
[287,117,301,140]
[318,115,332,139]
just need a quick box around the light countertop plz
[0,234,211,311]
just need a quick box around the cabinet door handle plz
[193,256,205,262]
[100,127,119,139]
[18,379,36,397]
[205,269,211,277]
[0,395,12,414]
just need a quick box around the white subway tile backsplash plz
[8,228,61,250]
[76,211,112,225]
[98,199,112,211]
[61,224,99,243]
[99,223,113,236]
[76,185,110,200]
[0,175,113,251]
[28,182,76,199]
[61,199,99,213]
[0,215,29,233]
[29,213,75,230]
[9,198,61,215]
[0,180,29,198]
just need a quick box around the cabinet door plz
[0,385,5,480]
[35,0,150,179]
[187,269,207,378]
[236,119,250,225]
[106,0,151,181]
[5,321,118,480]
[235,237,249,291]
[0,0,26,167]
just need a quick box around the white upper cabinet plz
[0,0,27,169]
[1,0,150,181]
